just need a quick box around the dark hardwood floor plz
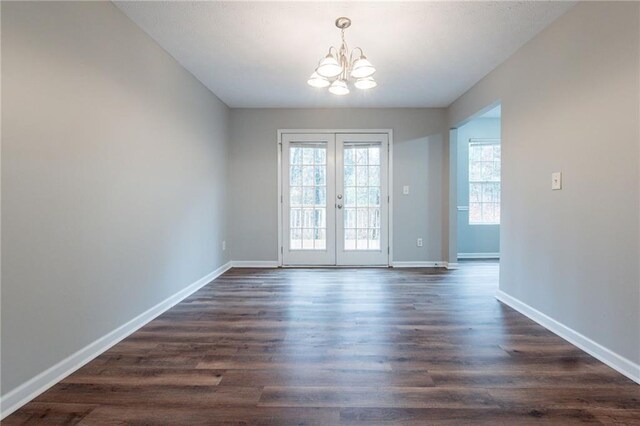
[5,261,639,424]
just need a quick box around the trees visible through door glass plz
[290,143,327,250]
[343,143,382,250]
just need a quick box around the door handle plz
[337,204,343,209]
[337,194,343,200]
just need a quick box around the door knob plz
[337,194,343,200]
[337,204,343,209]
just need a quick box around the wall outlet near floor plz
[222,240,226,251]
[551,172,562,190]
[417,238,423,247]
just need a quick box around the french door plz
[281,132,389,266]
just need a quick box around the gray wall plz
[1,1,230,395]
[456,118,500,255]
[448,2,639,364]
[228,108,448,263]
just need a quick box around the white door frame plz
[277,129,394,267]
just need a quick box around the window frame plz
[468,138,501,226]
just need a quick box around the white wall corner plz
[496,290,640,385]
[445,262,459,269]
[0,261,233,420]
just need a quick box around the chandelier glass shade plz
[329,79,350,96]
[316,55,342,78]
[351,57,376,79]
[307,72,331,88]
[354,76,377,90]
[308,17,377,95]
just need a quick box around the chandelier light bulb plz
[354,76,377,90]
[316,54,342,78]
[328,79,350,95]
[351,57,376,78]
[307,72,331,88]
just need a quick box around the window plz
[289,143,327,250]
[468,140,500,225]
[343,143,381,251]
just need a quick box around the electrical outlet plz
[417,238,423,247]
[551,172,562,190]
[222,240,226,251]
[403,185,410,195]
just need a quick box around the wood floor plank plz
[487,387,640,410]
[588,408,640,424]
[78,406,340,425]
[5,261,638,424]
[62,367,224,386]
[197,354,393,371]
[258,386,499,409]
[1,402,98,425]
[95,352,206,369]
[429,370,639,388]
[219,369,435,388]
[339,407,601,425]
[33,383,262,408]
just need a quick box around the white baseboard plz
[458,252,500,259]
[392,261,447,268]
[231,261,279,268]
[231,261,456,269]
[496,290,640,385]
[230,260,459,269]
[0,261,232,420]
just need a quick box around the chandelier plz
[307,17,377,95]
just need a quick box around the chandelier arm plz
[352,47,364,59]
[349,47,364,67]
[328,46,339,58]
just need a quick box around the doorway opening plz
[455,104,501,261]
[277,130,392,266]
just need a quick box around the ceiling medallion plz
[307,17,377,95]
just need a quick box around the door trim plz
[277,129,394,267]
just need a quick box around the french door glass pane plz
[289,143,327,250]
[343,143,381,251]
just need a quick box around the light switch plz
[403,185,410,195]
[417,238,423,247]
[551,172,562,190]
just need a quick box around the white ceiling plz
[114,1,575,108]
